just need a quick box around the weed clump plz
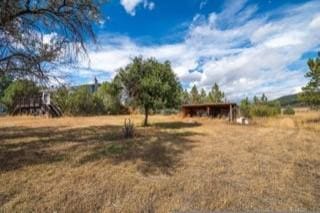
[122,118,135,138]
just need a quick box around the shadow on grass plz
[0,125,121,172]
[306,117,320,123]
[153,121,201,129]
[0,122,203,175]
[79,130,201,176]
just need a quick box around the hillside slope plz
[275,94,304,107]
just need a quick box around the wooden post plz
[229,104,233,122]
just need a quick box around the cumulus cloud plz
[80,0,320,100]
[120,0,155,16]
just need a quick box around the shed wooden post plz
[229,104,233,122]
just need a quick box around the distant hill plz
[275,94,304,107]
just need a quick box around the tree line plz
[0,57,226,125]
[181,83,225,105]
[1,52,320,124]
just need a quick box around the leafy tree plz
[118,57,181,126]
[299,52,320,108]
[240,97,251,118]
[200,88,207,103]
[190,85,200,104]
[208,83,224,103]
[0,0,106,80]
[68,86,104,115]
[1,79,39,112]
[0,75,13,98]
[96,77,124,114]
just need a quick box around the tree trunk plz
[144,106,149,126]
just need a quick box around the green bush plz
[52,86,70,113]
[67,86,105,115]
[240,97,251,118]
[283,106,295,115]
[250,104,281,117]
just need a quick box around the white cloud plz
[79,0,320,101]
[199,0,208,10]
[120,0,155,16]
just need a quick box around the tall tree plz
[190,85,200,104]
[181,89,190,104]
[208,83,224,103]
[200,88,207,103]
[253,95,259,105]
[261,93,268,103]
[299,52,320,107]
[118,57,181,126]
[0,0,105,80]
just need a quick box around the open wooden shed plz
[181,103,238,121]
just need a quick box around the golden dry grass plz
[0,112,319,212]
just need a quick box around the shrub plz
[67,86,105,115]
[52,86,70,113]
[283,106,295,115]
[240,97,251,118]
[250,104,281,117]
[122,118,134,138]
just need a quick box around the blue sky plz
[64,0,320,101]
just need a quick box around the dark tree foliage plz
[208,83,224,103]
[96,76,125,114]
[0,0,105,80]
[0,75,13,98]
[118,57,182,126]
[299,52,320,108]
[67,85,104,115]
[1,79,39,112]
[190,85,200,104]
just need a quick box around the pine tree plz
[261,93,268,103]
[200,88,207,103]
[181,89,190,104]
[208,83,224,103]
[299,52,320,108]
[253,95,259,105]
[190,85,200,104]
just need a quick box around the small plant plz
[283,106,295,115]
[122,118,135,138]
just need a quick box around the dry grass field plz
[0,111,319,212]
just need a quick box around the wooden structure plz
[181,103,238,121]
[12,92,62,117]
